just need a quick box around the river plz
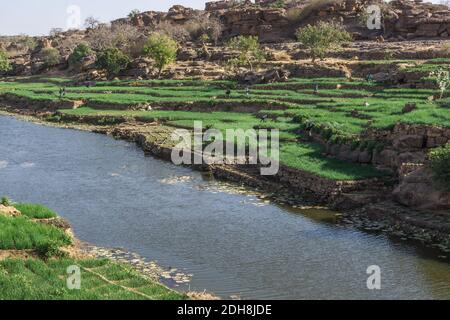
[1,115,449,299]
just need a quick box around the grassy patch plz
[0,258,186,300]
[0,215,71,250]
[14,203,57,219]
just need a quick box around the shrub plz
[96,47,131,76]
[1,196,11,206]
[296,20,352,62]
[128,9,141,19]
[429,142,450,190]
[227,36,265,71]
[87,23,142,53]
[0,50,11,73]
[143,33,178,78]
[185,17,224,44]
[286,0,338,23]
[153,21,189,43]
[84,16,100,29]
[36,240,66,260]
[41,47,61,68]
[429,68,450,99]
[68,43,92,67]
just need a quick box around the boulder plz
[0,205,21,217]
[393,135,425,149]
[393,167,450,210]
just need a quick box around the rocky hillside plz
[1,0,450,78]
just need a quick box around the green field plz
[0,201,186,300]
[1,76,448,180]
[0,258,185,300]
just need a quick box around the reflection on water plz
[1,115,450,300]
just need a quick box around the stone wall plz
[306,123,450,173]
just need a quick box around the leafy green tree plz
[41,48,61,68]
[0,50,11,73]
[143,33,178,78]
[227,36,265,71]
[68,43,93,67]
[296,21,352,62]
[96,47,131,76]
[429,142,450,190]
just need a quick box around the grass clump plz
[13,203,58,219]
[0,215,71,251]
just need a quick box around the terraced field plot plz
[0,202,186,300]
[1,77,449,180]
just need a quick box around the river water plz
[1,115,449,300]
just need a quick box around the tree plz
[68,43,93,67]
[84,16,100,29]
[0,50,11,73]
[143,33,178,78]
[128,9,141,19]
[430,68,450,99]
[296,20,352,62]
[87,23,142,55]
[41,48,61,68]
[96,47,131,76]
[49,28,64,37]
[227,36,265,71]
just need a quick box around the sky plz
[0,0,446,36]
[0,0,206,36]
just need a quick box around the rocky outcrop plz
[0,205,21,217]
[393,167,450,210]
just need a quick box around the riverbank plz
[0,198,217,300]
[1,108,450,255]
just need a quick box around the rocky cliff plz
[111,0,450,41]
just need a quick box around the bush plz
[96,47,131,76]
[153,21,190,42]
[184,17,224,44]
[68,43,92,67]
[41,47,61,68]
[429,142,450,190]
[143,33,178,78]
[87,23,142,53]
[128,9,141,19]
[227,36,265,71]
[1,196,11,206]
[36,240,66,260]
[0,50,11,73]
[296,20,352,62]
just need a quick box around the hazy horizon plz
[0,0,446,37]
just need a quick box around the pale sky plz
[0,0,445,36]
[0,0,205,36]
